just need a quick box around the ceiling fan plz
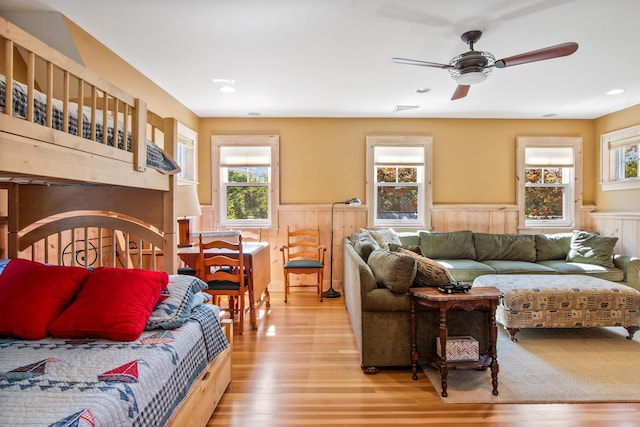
[392,30,578,100]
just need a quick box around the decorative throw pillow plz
[145,274,208,330]
[368,228,402,250]
[352,230,380,262]
[0,258,90,339]
[398,248,454,287]
[49,267,168,341]
[566,230,618,268]
[367,249,417,294]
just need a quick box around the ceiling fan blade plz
[391,57,451,69]
[451,85,470,100]
[494,42,578,68]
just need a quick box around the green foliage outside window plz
[376,166,418,218]
[525,167,564,220]
[623,145,639,179]
[225,167,269,220]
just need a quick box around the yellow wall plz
[62,17,199,131]
[594,104,640,212]
[199,118,595,206]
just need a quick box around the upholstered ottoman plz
[473,274,640,341]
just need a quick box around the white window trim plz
[176,122,198,184]
[365,135,433,229]
[516,136,582,229]
[601,125,640,191]
[211,135,280,228]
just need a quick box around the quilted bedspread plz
[0,304,228,427]
[0,75,180,175]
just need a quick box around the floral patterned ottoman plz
[473,274,640,341]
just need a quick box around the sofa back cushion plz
[418,230,476,260]
[474,233,536,262]
[535,232,573,261]
[367,249,417,294]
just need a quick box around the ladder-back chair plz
[280,226,326,302]
[198,234,247,334]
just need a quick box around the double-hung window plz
[516,137,582,229]
[601,125,640,191]
[212,135,279,228]
[366,136,432,228]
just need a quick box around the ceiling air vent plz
[393,105,419,113]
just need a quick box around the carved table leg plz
[438,303,449,397]
[625,325,639,340]
[489,301,499,396]
[410,297,419,380]
[505,326,520,342]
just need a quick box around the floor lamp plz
[177,184,202,248]
[324,197,362,298]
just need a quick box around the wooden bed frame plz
[0,15,230,426]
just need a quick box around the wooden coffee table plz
[409,286,500,397]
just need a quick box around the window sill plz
[601,179,640,192]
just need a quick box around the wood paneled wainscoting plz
[191,205,639,294]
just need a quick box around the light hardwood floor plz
[208,291,640,426]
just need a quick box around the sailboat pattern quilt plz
[0,304,228,427]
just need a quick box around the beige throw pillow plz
[398,248,454,287]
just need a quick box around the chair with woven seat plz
[198,234,247,334]
[280,226,326,303]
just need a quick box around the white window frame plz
[516,137,582,229]
[176,122,198,184]
[601,125,640,191]
[366,136,432,229]
[211,135,279,228]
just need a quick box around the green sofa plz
[343,229,640,371]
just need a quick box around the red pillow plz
[49,267,168,341]
[0,258,90,339]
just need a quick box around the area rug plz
[423,327,640,403]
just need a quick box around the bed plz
[0,15,231,426]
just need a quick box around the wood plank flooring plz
[208,291,640,426]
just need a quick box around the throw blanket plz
[0,75,180,175]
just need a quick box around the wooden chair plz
[280,226,326,302]
[198,234,247,334]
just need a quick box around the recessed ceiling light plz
[393,105,419,113]
[248,112,261,116]
[416,88,430,93]
[542,113,557,118]
[219,85,236,93]
[606,89,624,95]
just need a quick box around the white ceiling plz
[1,0,639,119]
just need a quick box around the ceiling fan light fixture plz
[448,51,495,85]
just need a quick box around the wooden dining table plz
[177,242,271,330]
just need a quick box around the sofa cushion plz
[483,260,558,275]
[368,228,402,250]
[367,249,417,294]
[535,232,573,261]
[435,259,495,282]
[418,230,476,260]
[352,230,380,262]
[398,248,454,287]
[474,233,536,262]
[567,230,618,268]
[537,260,625,282]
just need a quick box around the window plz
[212,135,279,228]
[516,137,582,229]
[366,136,432,228]
[176,122,197,183]
[601,125,640,191]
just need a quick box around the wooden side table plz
[409,286,500,397]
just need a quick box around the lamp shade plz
[176,184,202,217]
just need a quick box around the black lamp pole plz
[324,197,361,299]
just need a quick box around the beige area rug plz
[423,326,640,403]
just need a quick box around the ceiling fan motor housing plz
[449,51,495,85]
